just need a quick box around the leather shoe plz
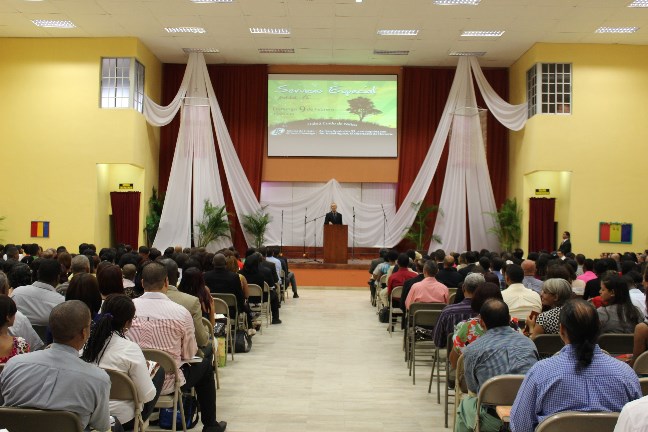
[293,293,299,298]
[271,318,282,324]
[203,421,227,432]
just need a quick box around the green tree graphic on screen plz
[346,97,382,122]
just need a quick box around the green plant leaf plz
[242,207,272,249]
[195,200,231,248]
[486,198,522,252]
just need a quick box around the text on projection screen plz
[267,74,397,157]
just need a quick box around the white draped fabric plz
[144,54,526,252]
[146,53,232,252]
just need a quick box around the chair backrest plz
[447,287,458,297]
[476,374,525,408]
[634,350,648,375]
[212,293,237,310]
[248,284,263,298]
[640,377,648,396]
[200,317,213,336]
[263,282,271,294]
[412,309,442,328]
[213,297,229,317]
[535,411,620,432]
[390,286,403,302]
[106,369,141,405]
[0,407,83,432]
[598,333,634,355]
[409,302,446,314]
[379,274,388,287]
[141,349,181,385]
[533,334,564,358]
[456,353,468,393]
[448,293,456,304]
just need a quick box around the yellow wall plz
[0,38,161,250]
[509,43,648,257]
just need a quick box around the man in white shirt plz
[615,395,648,432]
[501,263,542,320]
[11,259,64,326]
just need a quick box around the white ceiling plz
[2,0,648,66]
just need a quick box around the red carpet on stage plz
[289,261,371,288]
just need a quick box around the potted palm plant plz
[195,200,231,248]
[242,207,272,249]
[144,187,164,247]
[488,198,522,252]
[403,201,442,251]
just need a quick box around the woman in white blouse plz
[82,294,164,430]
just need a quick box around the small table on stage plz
[323,224,348,264]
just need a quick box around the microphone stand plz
[280,210,284,255]
[305,214,327,263]
[303,207,307,258]
[352,206,356,261]
[381,204,387,249]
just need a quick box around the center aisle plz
[216,289,449,432]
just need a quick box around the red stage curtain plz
[110,191,141,248]
[529,197,556,253]
[158,64,267,253]
[396,67,509,250]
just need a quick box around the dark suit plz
[324,211,343,225]
[436,267,464,289]
[204,268,245,317]
[559,239,572,254]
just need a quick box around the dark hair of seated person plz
[559,299,600,369]
[97,264,125,297]
[470,282,504,313]
[0,294,17,328]
[480,299,510,329]
[66,273,103,316]
[178,267,212,316]
[81,294,135,364]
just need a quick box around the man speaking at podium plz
[324,203,343,225]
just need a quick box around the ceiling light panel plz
[373,49,409,55]
[449,51,486,56]
[258,48,294,53]
[628,0,648,7]
[434,0,481,5]
[461,30,505,37]
[32,19,76,28]
[377,29,419,36]
[182,48,220,53]
[595,26,639,33]
[250,27,290,35]
[165,26,206,33]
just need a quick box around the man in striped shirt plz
[128,262,226,432]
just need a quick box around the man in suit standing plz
[559,231,572,254]
[324,203,343,225]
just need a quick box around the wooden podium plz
[323,224,348,264]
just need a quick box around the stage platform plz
[289,259,372,289]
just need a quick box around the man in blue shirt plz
[456,299,538,432]
[510,299,641,432]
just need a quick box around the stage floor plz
[290,259,372,288]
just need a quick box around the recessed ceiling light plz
[449,51,486,56]
[182,48,220,53]
[31,19,76,28]
[628,0,648,7]
[165,27,206,34]
[374,49,409,55]
[434,0,481,5]
[461,30,505,37]
[250,28,290,35]
[377,29,419,36]
[258,48,294,53]
[595,26,639,33]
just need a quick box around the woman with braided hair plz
[82,294,164,431]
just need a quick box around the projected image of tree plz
[346,97,382,122]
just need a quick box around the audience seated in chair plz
[380,253,417,309]
[56,254,91,296]
[456,299,538,432]
[527,278,572,339]
[436,255,465,292]
[404,261,449,310]
[510,299,642,432]
[501,263,542,321]
[597,273,643,334]
[0,271,42,350]
[11,258,64,326]
[203,254,243,328]
[126,261,226,432]
[0,300,112,431]
[433,273,483,349]
[240,252,281,325]
[82,294,164,430]
[0,295,29,363]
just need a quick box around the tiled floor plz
[214,288,451,432]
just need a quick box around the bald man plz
[521,260,543,294]
[324,203,343,225]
